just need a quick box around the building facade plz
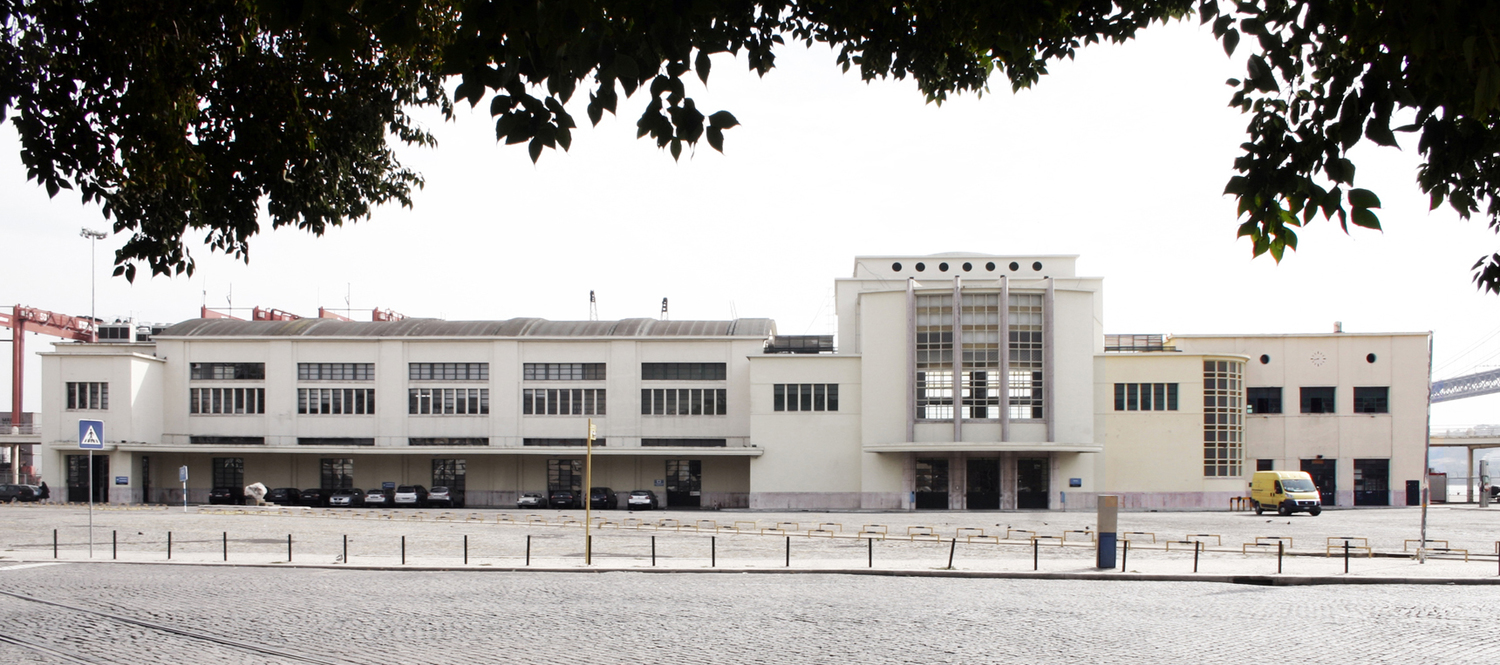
[35,254,1430,510]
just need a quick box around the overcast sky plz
[4,18,1499,433]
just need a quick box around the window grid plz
[961,294,1002,418]
[66,382,109,410]
[1248,387,1283,414]
[408,363,489,381]
[409,438,490,446]
[1203,360,1244,477]
[1112,383,1179,411]
[522,388,607,415]
[1300,386,1337,414]
[1353,386,1389,414]
[914,294,953,420]
[190,363,265,380]
[320,458,354,490]
[211,458,244,489]
[640,363,727,380]
[639,388,728,416]
[189,388,265,415]
[298,363,374,381]
[297,388,375,415]
[408,388,489,415]
[773,384,840,412]
[1008,293,1044,420]
[523,363,606,380]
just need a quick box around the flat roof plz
[154,318,776,340]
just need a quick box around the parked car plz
[393,485,428,507]
[299,488,331,507]
[208,487,245,505]
[328,488,366,507]
[548,490,579,509]
[364,488,390,507]
[265,487,302,506]
[516,492,546,509]
[589,487,617,510]
[427,486,463,508]
[0,484,41,503]
[626,490,660,510]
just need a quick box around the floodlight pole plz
[1419,332,1434,563]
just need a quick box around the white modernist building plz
[35,254,1430,511]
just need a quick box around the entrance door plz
[141,456,151,504]
[1354,459,1390,506]
[1017,458,1049,509]
[67,454,109,503]
[965,459,1000,510]
[665,460,701,508]
[914,458,949,510]
[1301,458,1337,506]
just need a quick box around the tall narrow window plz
[1203,360,1244,477]
[960,293,1001,418]
[915,294,953,419]
[1008,293,1044,419]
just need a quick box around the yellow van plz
[1249,470,1323,516]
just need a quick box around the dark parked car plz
[299,488,331,507]
[516,492,546,509]
[0,484,41,503]
[626,490,660,510]
[208,487,245,505]
[589,487,617,510]
[428,486,463,508]
[393,485,428,507]
[265,487,301,506]
[328,488,366,507]
[549,490,580,509]
[364,488,390,507]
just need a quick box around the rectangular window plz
[1353,387,1389,414]
[641,438,728,447]
[190,436,264,445]
[524,438,607,446]
[1300,387,1336,414]
[640,388,727,415]
[1248,387,1282,414]
[915,294,953,420]
[1110,383,1179,411]
[522,363,606,380]
[1008,293,1045,419]
[640,363,727,380]
[772,384,840,412]
[298,438,374,446]
[1203,360,1244,477]
[409,438,489,446]
[320,458,354,490]
[190,363,265,380]
[407,388,490,415]
[960,293,1002,418]
[408,363,488,381]
[297,389,376,415]
[522,388,606,416]
[211,458,244,489]
[66,382,109,410]
[189,388,265,415]
[547,459,584,492]
[432,458,467,493]
[1257,459,1274,471]
[297,363,374,381]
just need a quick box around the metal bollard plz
[711,536,716,568]
[1278,541,1284,574]
[1033,539,1039,571]
[112,530,116,560]
[401,536,406,565]
[586,535,592,564]
[223,532,227,562]
[947,538,957,570]
[1344,541,1349,573]
[464,535,468,565]
[868,538,873,568]
[52,529,57,559]
[1194,541,1201,573]
[526,535,531,566]
[167,532,172,560]
[288,534,292,563]
[785,536,791,568]
[343,535,348,564]
[1121,539,1128,571]
[651,536,655,567]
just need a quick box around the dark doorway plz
[1405,479,1421,506]
[1301,458,1337,506]
[965,459,1000,510]
[66,454,109,503]
[665,460,702,508]
[141,456,151,504]
[915,458,949,510]
[1017,458,1049,509]
[1353,458,1390,506]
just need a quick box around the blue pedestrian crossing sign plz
[78,420,104,450]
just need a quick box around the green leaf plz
[528,137,543,163]
[707,126,724,153]
[1351,207,1381,230]
[708,110,739,129]
[1347,188,1381,209]
[670,138,682,161]
[695,49,712,85]
[1222,29,1239,57]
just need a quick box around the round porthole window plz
[1032,261,1043,271]
[1260,354,1270,364]
[962,262,972,272]
[892,262,903,272]
[939,262,949,272]
[915,262,926,272]
[1009,261,1020,271]
[986,262,996,271]
[1366,353,1377,363]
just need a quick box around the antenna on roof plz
[661,297,669,321]
[589,290,598,321]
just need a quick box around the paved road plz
[0,562,1497,664]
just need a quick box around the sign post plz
[78,420,104,558]
[584,419,595,565]
[179,465,189,513]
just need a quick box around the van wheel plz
[1308,506,1322,516]
[1254,502,1264,516]
[1277,504,1290,516]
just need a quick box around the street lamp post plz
[79,228,107,343]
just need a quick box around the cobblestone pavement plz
[3,503,1499,577]
[0,563,1497,664]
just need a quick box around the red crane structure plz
[1,305,95,483]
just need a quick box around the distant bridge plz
[1431,368,1500,403]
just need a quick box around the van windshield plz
[1282,479,1316,492]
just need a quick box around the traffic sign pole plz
[78,419,104,559]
